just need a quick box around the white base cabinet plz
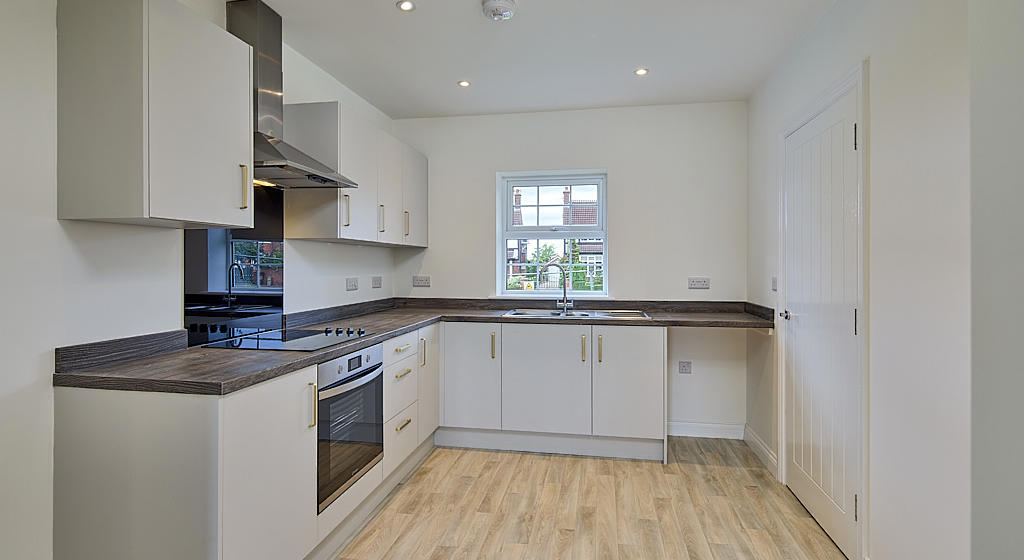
[501,323,593,435]
[592,325,667,440]
[442,322,502,430]
[54,366,318,560]
[417,323,441,443]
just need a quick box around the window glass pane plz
[538,185,567,205]
[503,237,604,294]
[230,240,283,291]
[515,186,537,206]
[515,206,537,226]
[538,206,564,226]
[531,239,567,264]
[571,185,598,203]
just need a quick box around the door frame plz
[774,60,870,559]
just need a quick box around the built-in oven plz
[316,344,384,514]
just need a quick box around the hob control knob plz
[357,328,366,336]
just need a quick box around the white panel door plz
[442,322,501,430]
[783,87,861,559]
[501,323,592,435]
[221,366,317,560]
[401,143,429,247]
[417,323,441,443]
[147,0,253,227]
[340,110,381,241]
[592,326,665,440]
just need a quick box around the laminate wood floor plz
[336,437,846,560]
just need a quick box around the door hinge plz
[854,494,859,522]
[854,123,858,150]
[854,308,858,335]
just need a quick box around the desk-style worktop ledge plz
[53,300,773,396]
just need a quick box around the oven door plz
[317,364,384,514]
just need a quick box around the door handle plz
[420,338,427,367]
[308,382,317,428]
[491,332,496,359]
[395,368,412,380]
[343,194,351,227]
[239,164,249,210]
[395,417,412,432]
[780,310,792,320]
[598,334,603,363]
[379,205,386,232]
[404,211,410,236]
[581,334,587,362]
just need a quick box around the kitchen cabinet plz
[221,366,318,560]
[57,0,254,228]
[442,322,502,430]
[384,402,419,478]
[501,323,593,435]
[283,102,380,242]
[384,358,418,422]
[417,323,441,443]
[376,130,406,245]
[401,142,429,247]
[592,326,666,440]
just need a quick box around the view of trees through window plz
[505,238,605,292]
[230,240,284,290]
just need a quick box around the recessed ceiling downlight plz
[482,0,516,21]
[634,67,650,77]
[396,0,415,12]
[457,80,472,88]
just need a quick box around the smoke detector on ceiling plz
[482,0,516,21]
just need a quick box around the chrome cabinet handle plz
[491,332,496,359]
[308,382,317,428]
[404,211,410,236]
[420,338,427,367]
[395,368,412,380]
[395,344,411,353]
[343,194,351,227]
[780,310,792,320]
[598,335,603,363]
[395,418,412,432]
[581,334,587,362]
[239,164,249,210]
[379,205,386,232]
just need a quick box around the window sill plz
[493,293,611,300]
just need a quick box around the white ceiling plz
[266,0,833,119]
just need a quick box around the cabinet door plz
[417,323,441,443]
[221,366,318,560]
[376,130,404,244]
[592,326,665,440]
[148,0,253,227]
[443,322,501,430]
[340,110,381,241]
[401,143,429,247]
[502,324,592,435]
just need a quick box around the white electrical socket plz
[346,277,358,291]
[412,275,431,288]
[678,361,692,374]
[372,276,383,289]
[688,277,711,290]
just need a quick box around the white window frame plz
[495,169,609,298]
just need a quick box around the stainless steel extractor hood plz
[227,0,356,189]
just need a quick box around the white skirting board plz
[743,424,779,476]
[435,427,665,462]
[666,421,746,439]
[305,437,435,560]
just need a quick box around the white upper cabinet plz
[501,323,593,435]
[401,142,429,247]
[57,0,253,228]
[376,130,406,245]
[592,326,666,440]
[283,102,380,242]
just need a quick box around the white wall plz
[393,102,748,301]
[667,328,748,437]
[2,1,194,556]
[970,1,1024,556]
[280,44,398,314]
[746,0,971,558]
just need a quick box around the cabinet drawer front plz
[384,402,419,478]
[384,331,419,366]
[384,357,418,421]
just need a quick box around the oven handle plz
[318,364,383,400]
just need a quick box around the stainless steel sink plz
[503,309,650,319]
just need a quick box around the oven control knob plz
[357,328,366,336]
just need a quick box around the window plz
[497,171,607,296]
[229,240,284,291]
